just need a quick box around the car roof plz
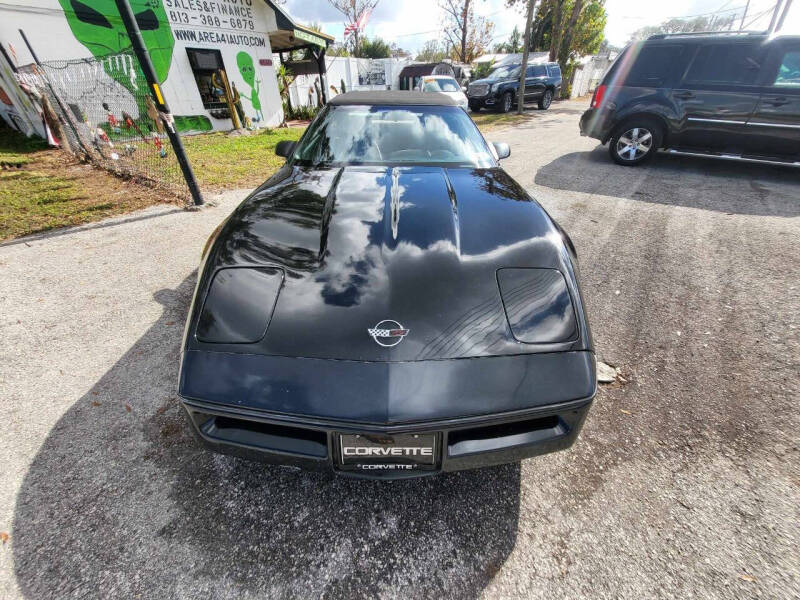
[645,31,800,44]
[328,91,460,106]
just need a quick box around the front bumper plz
[181,395,593,479]
[178,350,596,479]
[468,95,497,109]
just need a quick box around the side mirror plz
[492,141,510,160]
[275,140,297,158]
[461,86,467,93]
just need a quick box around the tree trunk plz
[548,0,566,62]
[460,0,471,63]
[517,0,537,115]
[559,0,585,63]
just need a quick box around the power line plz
[744,3,778,27]
[619,5,748,20]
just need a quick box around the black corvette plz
[178,91,596,478]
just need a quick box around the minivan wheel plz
[499,91,513,113]
[608,119,663,166]
[538,89,553,110]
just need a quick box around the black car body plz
[468,63,562,112]
[179,91,595,479]
[580,32,800,166]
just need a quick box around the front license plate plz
[338,432,438,472]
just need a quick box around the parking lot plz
[0,99,797,599]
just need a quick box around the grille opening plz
[448,415,566,457]
[200,415,328,458]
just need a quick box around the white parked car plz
[416,75,469,110]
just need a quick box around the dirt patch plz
[0,147,184,241]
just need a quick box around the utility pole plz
[776,0,793,30]
[517,0,537,115]
[767,0,785,33]
[114,0,203,206]
[739,0,751,29]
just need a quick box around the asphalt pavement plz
[0,99,797,599]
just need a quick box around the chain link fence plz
[15,50,188,199]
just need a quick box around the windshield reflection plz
[292,105,495,168]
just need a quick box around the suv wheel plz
[469,101,481,112]
[538,89,553,110]
[499,91,513,113]
[608,119,663,166]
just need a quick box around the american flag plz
[344,6,372,36]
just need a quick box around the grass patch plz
[0,123,181,241]
[470,110,533,131]
[0,166,167,240]
[0,123,48,168]
[183,127,304,191]
[1,170,85,238]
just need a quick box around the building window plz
[186,48,227,110]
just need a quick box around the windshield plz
[421,77,461,92]
[291,105,496,167]
[488,65,521,80]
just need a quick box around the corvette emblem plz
[367,320,409,347]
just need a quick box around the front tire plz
[498,91,513,113]
[538,89,553,110]
[469,101,481,112]
[608,119,663,166]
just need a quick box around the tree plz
[328,43,351,57]
[507,0,606,96]
[471,59,495,80]
[416,39,447,62]
[507,0,605,56]
[494,26,523,53]
[390,43,411,58]
[517,0,537,114]
[326,0,380,56]
[357,37,392,58]
[441,0,495,63]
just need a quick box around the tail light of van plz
[591,84,607,108]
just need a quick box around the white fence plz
[287,56,412,108]
[570,54,615,99]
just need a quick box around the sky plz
[283,0,800,55]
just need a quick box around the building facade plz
[0,0,332,134]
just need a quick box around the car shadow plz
[12,274,521,599]
[535,145,800,217]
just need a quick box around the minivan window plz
[548,65,561,78]
[684,43,762,85]
[773,49,800,88]
[624,44,686,87]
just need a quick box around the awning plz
[263,0,335,52]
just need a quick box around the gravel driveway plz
[1,99,798,599]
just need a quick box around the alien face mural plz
[236,51,262,122]
[58,0,173,83]
[236,51,255,87]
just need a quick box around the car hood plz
[470,77,512,86]
[189,165,590,361]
